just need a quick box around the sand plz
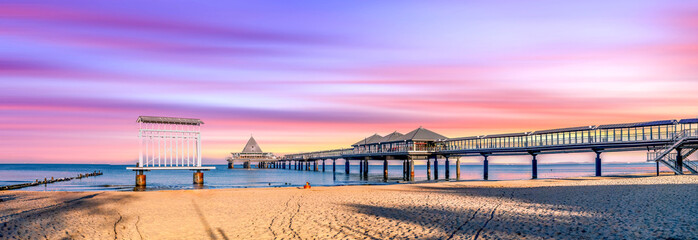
[1,174,696,239]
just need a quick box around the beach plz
[1,174,696,239]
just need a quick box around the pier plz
[277,118,698,180]
[226,136,279,169]
[127,116,215,187]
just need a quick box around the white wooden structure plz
[127,116,214,171]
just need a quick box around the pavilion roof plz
[352,134,383,146]
[392,127,447,142]
[379,131,404,142]
[137,116,204,125]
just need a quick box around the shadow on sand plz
[345,177,697,239]
[0,192,137,239]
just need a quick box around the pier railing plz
[283,119,698,161]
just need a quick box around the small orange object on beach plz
[304,182,311,189]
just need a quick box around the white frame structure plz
[128,116,214,170]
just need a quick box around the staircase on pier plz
[647,130,698,174]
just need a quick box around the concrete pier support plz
[244,161,251,169]
[676,148,683,174]
[333,159,336,173]
[363,159,369,179]
[345,159,350,174]
[595,150,602,176]
[445,156,450,180]
[434,158,439,180]
[531,153,538,179]
[402,160,407,180]
[409,158,415,181]
[136,170,146,186]
[193,170,204,184]
[456,157,461,180]
[427,158,432,180]
[359,160,363,176]
[483,154,489,180]
[314,160,319,172]
[322,160,326,172]
[383,159,388,181]
[228,161,234,169]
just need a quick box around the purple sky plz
[1,0,697,164]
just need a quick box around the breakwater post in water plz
[0,171,103,191]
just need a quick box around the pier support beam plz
[363,159,369,179]
[383,159,388,181]
[136,170,146,186]
[333,159,336,173]
[228,161,234,169]
[193,170,204,185]
[409,157,415,181]
[530,152,538,179]
[456,157,461,180]
[595,150,602,177]
[445,156,450,180]
[345,159,350,174]
[402,160,407,180]
[434,157,439,180]
[323,160,326,172]
[359,159,364,176]
[676,148,683,174]
[427,157,432,180]
[483,154,489,180]
[314,160,319,172]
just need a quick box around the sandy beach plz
[1,174,696,239]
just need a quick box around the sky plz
[1,0,697,164]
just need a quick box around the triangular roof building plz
[242,136,263,153]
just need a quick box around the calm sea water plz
[0,162,665,191]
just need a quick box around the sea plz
[0,162,667,192]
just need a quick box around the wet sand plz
[1,174,696,239]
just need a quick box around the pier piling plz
[676,148,683,174]
[434,158,439,180]
[136,170,146,186]
[409,158,415,181]
[383,159,388,181]
[483,154,489,180]
[427,158,432,180]
[359,160,363,177]
[456,157,461,180]
[531,153,538,179]
[595,150,602,176]
[193,170,204,184]
[345,159,350,174]
[445,156,450,180]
